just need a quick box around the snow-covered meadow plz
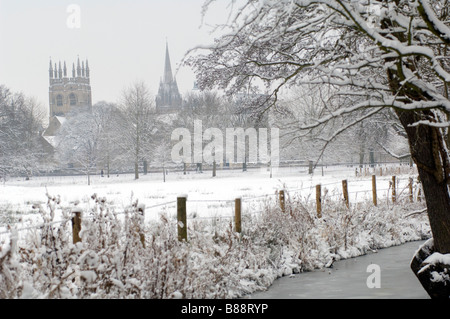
[0,164,430,298]
[1,164,418,228]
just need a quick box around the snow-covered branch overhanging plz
[409,120,450,128]
[188,0,450,117]
[418,0,450,45]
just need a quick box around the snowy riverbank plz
[0,166,430,298]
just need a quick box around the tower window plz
[56,95,63,107]
[69,93,77,106]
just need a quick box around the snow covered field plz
[1,164,417,232]
[0,164,430,299]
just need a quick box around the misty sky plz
[0,0,229,117]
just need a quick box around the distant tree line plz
[0,85,46,181]
[0,81,410,184]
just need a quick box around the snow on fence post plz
[234,198,242,233]
[316,184,322,218]
[372,175,377,206]
[279,190,286,213]
[342,180,349,209]
[392,176,397,203]
[71,207,82,244]
[177,196,187,242]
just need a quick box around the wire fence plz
[0,171,423,241]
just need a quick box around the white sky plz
[0,0,230,116]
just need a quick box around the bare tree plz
[94,101,123,178]
[118,81,156,180]
[56,107,102,185]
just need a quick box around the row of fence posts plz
[356,165,414,177]
[314,175,418,219]
[70,175,419,244]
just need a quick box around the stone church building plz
[42,57,92,137]
[40,57,92,155]
[41,43,183,160]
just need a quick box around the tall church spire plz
[163,41,173,84]
[156,41,182,112]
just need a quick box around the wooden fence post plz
[72,208,82,244]
[342,179,349,208]
[138,205,145,248]
[372,175,377,206]
[392,176,397,203]
[177,196,187,242]
[409,177,414,203]
[235,198,242,233]
[316,184,322,218]
[279,190,286,213]
[417,177,422,202]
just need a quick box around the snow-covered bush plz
[0,189,430,299]
[0,229,20,298]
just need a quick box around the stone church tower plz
[48,57,92,121]
[155,42,182,112]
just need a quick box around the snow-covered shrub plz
[0,187,430,299]
[0,230,20,298]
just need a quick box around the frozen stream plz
[249,240,430,299]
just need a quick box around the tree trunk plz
[134,160,139,180]
[359,145,365,168]
[396,109,450,254]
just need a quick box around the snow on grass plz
[0,165,430,298]
[1,165,416,228]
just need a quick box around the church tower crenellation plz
[48,57,92,121]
